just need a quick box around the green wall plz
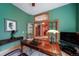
[49,4,76,32]
[0,4,33,52]
[76,4,79,32]
[0,3,78,52]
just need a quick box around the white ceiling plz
[13,3,69,15]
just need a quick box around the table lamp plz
[47,30,59,44]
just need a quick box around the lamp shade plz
[47,30,59,34]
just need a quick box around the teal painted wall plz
[76,4,79,32]
[49,4,76,32]
[0,4,33,51]
[0,3,78,52]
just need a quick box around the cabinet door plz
[34,13,49,39]
[41,20,49,36]
[34,23,41,37]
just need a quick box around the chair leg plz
[19,53,28,56]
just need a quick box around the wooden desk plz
[21,40,62,56]
[0,37,23,46]
[0,37,23,56]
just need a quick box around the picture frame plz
[5,19,17,31]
